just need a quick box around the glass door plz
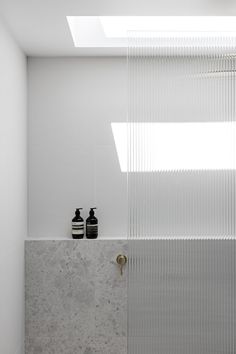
[127,34,236,354]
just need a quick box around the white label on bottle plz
[72,229,84,235]
[72,222,84,235]
[72,222,84,226]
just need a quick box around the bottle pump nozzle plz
[75,208,83,215]
[89,208,96,216]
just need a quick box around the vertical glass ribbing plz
[127,35,236,354]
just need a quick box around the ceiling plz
[0,0,236,56]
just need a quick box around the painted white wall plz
[0,18,27,354]
[28,57,127,238]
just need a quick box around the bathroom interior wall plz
[28,57,127,239]
[0,18,27,354]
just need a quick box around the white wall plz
[0,18,27,354]
[28,57,127,239]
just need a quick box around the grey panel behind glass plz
[128,240,235,354]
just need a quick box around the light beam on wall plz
[111,122,236,172]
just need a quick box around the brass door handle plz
[116,254,127,275]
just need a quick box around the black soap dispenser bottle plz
[86,208,98,239]
[72,208,84,239]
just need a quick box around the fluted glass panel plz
[127,34,236,354]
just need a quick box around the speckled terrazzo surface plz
[25,240,127,354]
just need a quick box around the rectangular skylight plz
[111,122,236,172]
[66,16,236,48]
[99,16,236,38]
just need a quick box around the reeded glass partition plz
[127,35,236,353]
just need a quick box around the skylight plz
[99,16,236,38]
[67,16,236,48]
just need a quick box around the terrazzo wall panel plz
[25,240,127,354]
[25,240,236,354]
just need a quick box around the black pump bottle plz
[72,208,84,239]
[86,208,98,239]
